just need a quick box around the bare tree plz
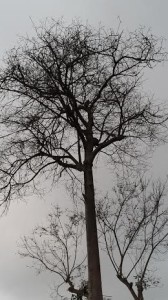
[97,172,168,300]
[0,20,167,300]
[20,205,88,300]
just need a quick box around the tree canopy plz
[0,21,166,206]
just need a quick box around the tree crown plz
[0,20,167,207]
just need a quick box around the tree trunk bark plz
[84,161,103,300]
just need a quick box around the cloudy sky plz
[0,1,168,300]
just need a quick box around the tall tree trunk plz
[84,160,103,300]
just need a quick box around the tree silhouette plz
[0,20,166,300]
[98,172,168,300]
[20,205,87,300]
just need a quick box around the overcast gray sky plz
[0,1,168,300]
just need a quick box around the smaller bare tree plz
[97,172,168,300]
[19,205,88,300]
